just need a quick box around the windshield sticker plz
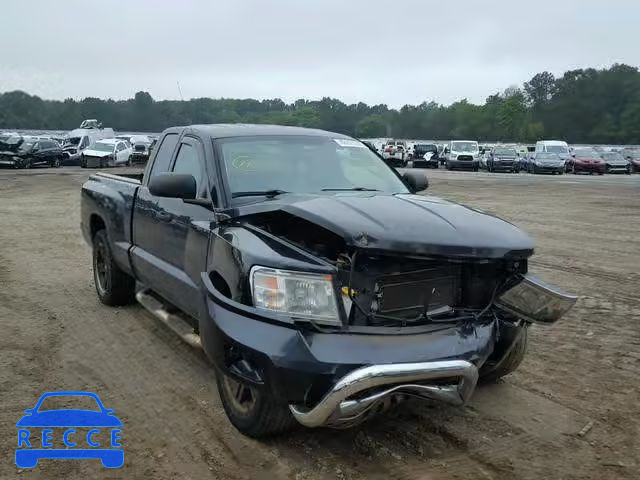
[231,155,256,171]
[334,139,366,148]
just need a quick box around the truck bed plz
[80,171,143,277]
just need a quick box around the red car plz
[570,148,605,174]
[621,148,640,173]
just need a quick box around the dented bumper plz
[200,275,498,423]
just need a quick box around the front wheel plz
[480,327,528,383]
[92,229,135,306]
[216,368,296,438]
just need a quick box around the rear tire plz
[92,229,135,306]
[216,368,296,438]
[480,327,528,383]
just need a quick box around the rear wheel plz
[92,229,135,306]
[216,366,296,438]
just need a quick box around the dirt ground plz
[1,167,638,480]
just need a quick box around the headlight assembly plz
[496,274,577,324]
[250,266,340,325]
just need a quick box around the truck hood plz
[233,193,534,259]
[82,149,111,157]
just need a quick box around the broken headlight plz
[250,267,340,325]
[495,274,577,324]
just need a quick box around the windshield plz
[64,137,81,146]
[546,145,568,154]
[625,150,640,159]
[451,142,478,152]
[602,153,623,160]
[17,141,36,152]
[574,149,598,158]
[494,148,517,156]
[92,142,115,153]
[218,136,409,197]
[415,144,437,152]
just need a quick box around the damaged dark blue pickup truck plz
[81,124,576,437]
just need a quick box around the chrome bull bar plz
[289,360,478,428]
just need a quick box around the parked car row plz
[0,134,65,168]
[0,121,158,169]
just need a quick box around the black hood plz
[231,193,535,259]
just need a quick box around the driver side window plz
[172,142,206,198]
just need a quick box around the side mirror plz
[149,173,196,199]
[403,171,429,192]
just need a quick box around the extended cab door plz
[131,133,214,319]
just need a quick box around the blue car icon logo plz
[16,391,123,468]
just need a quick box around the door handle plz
[156,211,172,222]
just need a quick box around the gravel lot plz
[1,167,638,480]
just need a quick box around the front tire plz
[92,229,135,306]
[216,368,296,438]
[480,327,528,383]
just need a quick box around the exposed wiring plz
[344,252,507,328]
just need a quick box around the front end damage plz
[204,196,577,429]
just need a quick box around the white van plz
[63,127,116,165]
[535,140,570,155]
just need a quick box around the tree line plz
[1,64,639,144]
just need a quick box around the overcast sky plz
[1,0,638,107]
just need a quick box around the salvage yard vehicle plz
[411,143,440,168]
[527,152,565,175]
[382,140,407,167]
[81,124,576,438]
[486,147,519,173]
[80,139,132,168]
[63,123,116,166]
[600,152,631,174]
[0,137,64,168]
[569,148,605,175]
[535,140,571,171]
[620,148,640,173]
[445,140,480,171]
[129,135,153,164]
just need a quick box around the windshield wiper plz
[231,189,289,198]
[321,187,381,192]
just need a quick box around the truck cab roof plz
[173,124,351,140]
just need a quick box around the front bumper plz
[201,276,497,427]
[532,164,564,173]
[448,159,478,169]
[574,163,605,173]
[0,157,20,167]
[491,160,517,171]
[606,164,630,173]
[384,156,405,167]
[412,158,439,168]
[130,152,149,164]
